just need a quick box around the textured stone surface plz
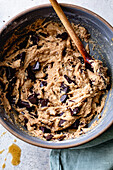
[0,0,113,169]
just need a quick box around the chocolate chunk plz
[56,32,68,40]
[39,126,51,133]
[58,135,66,141]
[6,67,16,80]
[10,96,16,104]
[28,94,37,104]
[43,65,48,73]
[34,115,38,118]
[70,107,80,116]
[89,80,93,87]
[39,32,48,38]
[24,117,28,129]
[32,61,40,71]
[19,37,28,49]
[59,112,64,116]
[28,106,35,112]
[60,94,68,103]
[78,57,84,64]
[72,65,75,68]
[18,52,26,66]
[40,81,47,87]
[80,69,84,73]
[62,47,66,56]
[39,99,49,107]
[27,66,36,81]
[64,75,75,84]
[0,80,5,91]
[71,119,79,129]
[57,112,64,116]
[37,45,42,49]
[45,134,53,141]
[44,73,48,80]
[58,119,66,127]
[17,100,30,109]
[30,34,39,45]
[85,62,94,72]
[84,98,87,102]
[60,82,70,93]
[21,112,25,115]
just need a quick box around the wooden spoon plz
[49,0,92,65]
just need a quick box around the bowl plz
[0,4,113,149]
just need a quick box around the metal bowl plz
[0,4,113,149]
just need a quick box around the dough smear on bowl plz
[0,19,110,141]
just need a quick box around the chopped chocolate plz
[57,112,64,116]
[62,47,66,56]
[21,111,25,115]
[56,32,68,40]
[78,57,84,64]
[32,61,40,71]
[43,73,48,80]
[28,94,37,104]
[39,126,51,133]
[71,119,79,129]
[39,99,49,107]
[19,37,28,49]
[84,98,87,102]
[70,107,80,116]
[39,32,48,38]
[27,66,36,81]
[45,134,53,141]
[40,81,47,87]
[64,75,76,84]
[17,100,30,109]
[30,34,39,45]
[6,67,16,80]
[58,135,66,141]
[85,62,94,72]
[58,119,66,127]
[60,82,70,93]
[60,94,68,103]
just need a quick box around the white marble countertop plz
[0,0,113,169]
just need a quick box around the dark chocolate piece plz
[32,61,40,71]
[39,99,49,107]
[60,82,70,93]
[39,32,48,38]
[58,135,66,141]
[70,107,80,116]
[71,119,79,129]
[40,81,47,87]
[30,34,39,45]
[64,75,75,84]
[6,67,16,80]
[17,100,30,109]
[58,119,66,127]
[39,126,51,133]
[45,134,53,141]
[78,57,84,64]
[60,94,68,103]
[28,94,37,104]
[56,32,68,40]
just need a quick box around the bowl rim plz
[0,3,113,149]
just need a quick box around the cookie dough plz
[0,20,109,141]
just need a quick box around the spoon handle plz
[49,0,92,62]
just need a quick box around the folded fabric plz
[50,125,113,170]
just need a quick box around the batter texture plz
[0,20,109,141]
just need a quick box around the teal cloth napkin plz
[50,125,113,170]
